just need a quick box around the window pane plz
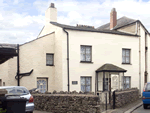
[122,56,125,63]
[86,47,91,54]
[49,61,53,65]
[81,46,85,54]
[46,54,53,65]
[126,57,129,63]
[122,50,126,56]
[86,78,91,85]
[81,54,85,61]
[81,85,85,92]
[146,84,150,91]
[81,46,85,61]
[126,77,130,84]
[81,78,85,85]
[43,85,46,89]
[86,54,91,61]
[86,85,90,92]
[126,50,130,57]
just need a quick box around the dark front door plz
[109,78,111,104]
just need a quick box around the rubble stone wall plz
[113,88,139,108]
[32,91,101,113]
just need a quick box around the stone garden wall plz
[112,88,139,108]
[32,91,101,113]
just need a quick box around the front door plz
[0,79,1,86]
[111,75,119,92]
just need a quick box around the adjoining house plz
[0,3,149,96]
[0,44,18,86]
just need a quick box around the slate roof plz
[50,22,139,37]
[96,63,127,72]
[97,16,137,30]
[0,43,18,64]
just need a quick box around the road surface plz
[132,105,150,113]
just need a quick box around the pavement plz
[102,98,142,113]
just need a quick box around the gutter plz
[63,28,70,92]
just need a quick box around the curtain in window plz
[81,77,91,92]
[81,46,91,61]
[81,77,85,92]
[81,46,85,61]
[86,77,91,92]
[37,79,47,93]
[126,50,130,63]
[86,47,91,61]
[124,77,130,89]
[122,49,126,63]
[122,49,130,63]
[46,54,53,65]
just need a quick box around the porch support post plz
[95,72,98,95]
[108,72,110,91]
[118,72,120,89]
[123,72,124,89]
[103,71,105,91]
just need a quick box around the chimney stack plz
[110,8,117,30]
[45,3,57,24]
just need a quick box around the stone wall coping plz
[32,94,98,97]
[115,89,138,95]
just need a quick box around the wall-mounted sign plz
[72,81,78,85]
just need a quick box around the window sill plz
[46,64,54,66]
[80,61,93,64]
[122,63,132,65]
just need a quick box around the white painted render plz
[63,29,139,92]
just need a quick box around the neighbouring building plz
[0,3,149,95]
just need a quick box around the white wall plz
[61,29,139,92]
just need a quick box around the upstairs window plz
[122,49,131,64]
[46,54,54,66]
[80,45,92,62]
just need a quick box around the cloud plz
[1,0,150,44]
[33,0,150,29]
[13,0,19,5]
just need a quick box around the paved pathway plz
[34,110,52,113]
[102,98,142,113]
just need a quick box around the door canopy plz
[96,63,127,72]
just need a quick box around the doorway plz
[0,79,1,86]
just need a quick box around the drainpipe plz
[138,23,141,95]
[145,32,148,83]
[63,28,70,92]
[17,44,20,86]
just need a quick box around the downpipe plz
[63,28,70,92]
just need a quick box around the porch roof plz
[96,63,127,72]
[0,44,18,64]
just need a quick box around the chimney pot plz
[50,3,55,8]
